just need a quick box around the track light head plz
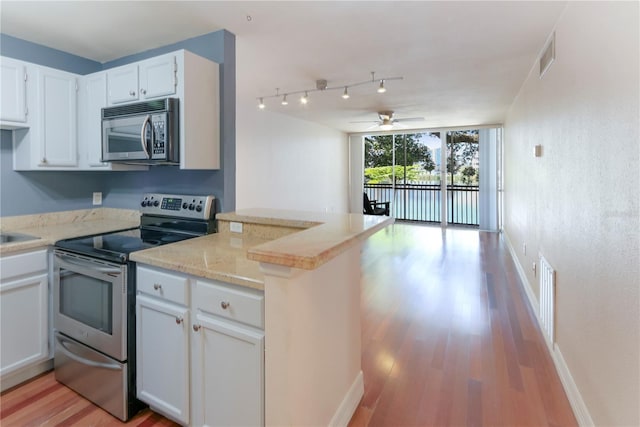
[300,92,309,104]
[258,98,265,109]
[281,94,288,105]
[342,87,350,99]
[377,80,386,93]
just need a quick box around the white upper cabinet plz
[7,49,219,171]
[0,57,28,128]
[139,55,177,100]
[107,53,176,105]
[13,65,79,169]
[107,65,138,104]
[36,67,78,167]
[78,72,106,167]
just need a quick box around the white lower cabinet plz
[136,266,264,426]
[136,294,190,425]
[0,249,49,382]
[191,288,264,426]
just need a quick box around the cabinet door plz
[107,65,138,105]
[136,294,189,425]
[139,55,176,100]
[38,68,78,167]
[0,273,48,376]
[79,72,108,168]
[192,311,264,427]
[0,57,27,124]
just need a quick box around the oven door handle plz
[56,334,123,371]
[56,253,122,274]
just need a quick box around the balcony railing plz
[364,183,479,226]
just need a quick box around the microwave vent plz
[102,98,177,118]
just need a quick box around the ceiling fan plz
[351,111,424,130]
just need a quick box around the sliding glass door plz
[364,132,442,223]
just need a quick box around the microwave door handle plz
[140,115,152,159]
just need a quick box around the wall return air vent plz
[539,32,556,78]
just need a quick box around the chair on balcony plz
[363,192,390,216]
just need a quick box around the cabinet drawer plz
[0,249,48,281]
[194,280,264,329]
[137,266,189,305]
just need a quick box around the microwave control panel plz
[152,121,166,155]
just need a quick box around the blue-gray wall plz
[0,31,235,217]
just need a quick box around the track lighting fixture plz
[256,71,402,109]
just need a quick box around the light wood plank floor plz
[1,224,576,426]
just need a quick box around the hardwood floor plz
[0,372,178,426]
[0,224,576,426]
[349,224,576,426]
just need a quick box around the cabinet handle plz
[175,317,183,325]
[220,301,230,310]
[129,90,136,96]
[140,88,147,95]
[41,157,47,164]
[153,283,162,291]
[192,324,201,332]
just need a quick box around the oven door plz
[53,250,128,361]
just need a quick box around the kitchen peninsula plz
[130,208,393,426]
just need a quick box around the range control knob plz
[195,205,202,213]
[153,200,160,207]
[188,204,195,211]
[182,202,188,210]
[141,201,147,207]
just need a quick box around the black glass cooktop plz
[55,228,196,263]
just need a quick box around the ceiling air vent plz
[539,32,555,78]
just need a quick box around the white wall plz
[504,3,639,426]
[236,103,349,213]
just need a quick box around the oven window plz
[59,270,113,334]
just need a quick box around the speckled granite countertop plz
[219,209,394,270]
[0,208,140,255]
[132,209,393,290]
[2,207,393,291]
[130,233,269,290]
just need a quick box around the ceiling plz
[1,1,567,133]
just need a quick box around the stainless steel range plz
[53,193,216,421]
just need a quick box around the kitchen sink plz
[0,232,40,244]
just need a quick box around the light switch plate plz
[230,222,243,233]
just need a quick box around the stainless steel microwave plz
[102,98,179,165]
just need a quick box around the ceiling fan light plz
[342,87,350,99]
[377,80,386,93]
[258,98,265,109]
[379,123,393,131]
[281,94,288,105]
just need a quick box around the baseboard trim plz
[0,359,53,392]
[502,231,594,427]
[552,344,595,427]
[329,370,364,427]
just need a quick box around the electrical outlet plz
[522,242,527,255]
[92,192,102,206]
[230,222,243,233]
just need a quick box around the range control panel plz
[140,193,216,220]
